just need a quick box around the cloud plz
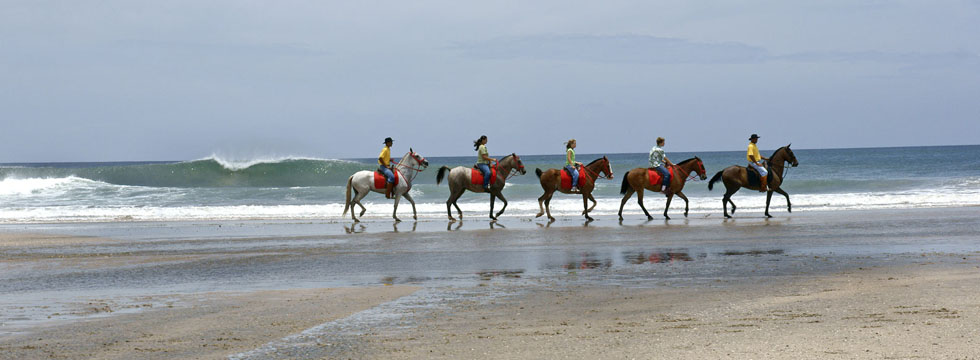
[454,34,980,69]
[452,34,770,64]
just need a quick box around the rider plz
[747,133,768,192]
[565,139,584,192]
[649,137,673,194]
[474,135,496,192]
[379,137,395,199]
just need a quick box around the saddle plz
[746,162,772,188]
[470,166,498,186]
[373,170,399,189]
[560,167,586,190]
[647,167,674,187]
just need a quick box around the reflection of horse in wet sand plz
[534,156,614,221]
[436,154,526,221]
[708,145,799,218]
[343,150,429,222]
[618,157,708,220]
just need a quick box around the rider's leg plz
[656,165,670,192]
[477,164,491,191]
[749,163,768,192]
[566,165,579,191]
[381,165,395,198]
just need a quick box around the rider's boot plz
[759,176,768,192]
[385,182,394,199]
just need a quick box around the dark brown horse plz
[534,157,614,221]
[708,145,799,218]
[618,157,708,220]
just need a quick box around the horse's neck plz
[769,150,787,176]
[585,161,604,177]
[395,156,419,182]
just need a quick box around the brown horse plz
[617,157,708,220]
[708,145,799,218]
[534,157,614,221]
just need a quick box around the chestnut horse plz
[436,154,526,221]
[618,157,707,220]
[708,145,799,218]
[534,156,614,221]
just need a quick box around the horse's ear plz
[410,147,414,153]
[787,143,792,148]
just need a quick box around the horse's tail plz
[436,166,450,185]
[535,168,543,179]
[620,170,631,194]
[342,175,353,215]
[708,171,724,191]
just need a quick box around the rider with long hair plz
[747,133,768,192]
[565,139,584,192]
[649,137,673,194]
[474,135,496,191]
[379,137,395,199]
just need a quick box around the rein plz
[579,160,612,181]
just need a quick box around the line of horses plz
[343,145,800,222]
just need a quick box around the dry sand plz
[0,286,418,360]
[369,262,980,359]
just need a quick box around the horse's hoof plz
[535,213,543,218]
[766,214,773,218]
[724,215,732,219]
[664,216,671,220]
[585,216,593,221]
[646,216,654,220]
[684,213,689,218]
[395,218,402,222]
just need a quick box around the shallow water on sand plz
[2,207,979,351]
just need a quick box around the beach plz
[2,206,979,358]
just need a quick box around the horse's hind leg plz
[446,189,463,221]
[351,190,369,222]
[618,188,634,220]
[586,193,597,214]
[536,190,552,218]
[544,195,554,221]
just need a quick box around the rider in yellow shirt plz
[747,134,768,192]
[379,137,395,198]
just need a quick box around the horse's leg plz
[351,190,369,222]
[765,191,774,218]
[489,192,496,220]
[536,190,552,218]
[774,188,792,213]
[637,190,653,220]
[618,188,634,220]
[392,193,402,222]
[403,192,418,220]
[494,192,509,219]
[544,194,554,221]
[663,193,673,220]
[585,192,597,214]
[675,191,690,217]
[581,193,593,220]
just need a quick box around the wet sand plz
[2,207,979,358]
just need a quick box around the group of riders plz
[377,133,772,196]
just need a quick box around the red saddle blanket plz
[471,167,498,186]
[560,168,587,190]
[373,170,400,189]
[648,167,674,187]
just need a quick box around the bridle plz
[497,154,524,180]
[579,158,613,181]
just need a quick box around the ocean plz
[2,145,978,223]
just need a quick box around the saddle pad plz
[560,168,587,190]
[374,170,399,189]
[471,167,498,186]
[648,167,674,187]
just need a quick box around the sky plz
[2,1,979,162]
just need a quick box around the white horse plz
[343,149,429,222]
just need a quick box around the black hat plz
[749,134,760,140]
[383,137,394,143]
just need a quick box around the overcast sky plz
[2,1,979,162]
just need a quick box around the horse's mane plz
[769,146,788,158]
[586,157,605,167]
[675,157,699,166]
[500,154,513,162]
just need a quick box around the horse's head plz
[780,144,799,167]
[512,153,526,175]
[408,148,429,169]
[694,156,707,180]
[601,156,614,179]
